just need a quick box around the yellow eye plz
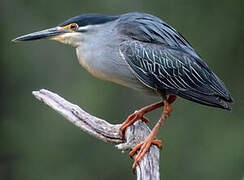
[59,23,79,31]
[70,23,79,31]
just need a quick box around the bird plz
[13,12,233,170]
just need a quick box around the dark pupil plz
[71,24,77,30]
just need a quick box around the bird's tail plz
[178,73,233,111]
[179,90,233,111]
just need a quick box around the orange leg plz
[120,101,164,139]
[130,95,176,171]
[129,139,163,157]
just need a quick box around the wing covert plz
[120,41,213,96]
[117,12,232,110]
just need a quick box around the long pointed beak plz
[12,27,69,42]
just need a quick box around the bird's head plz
[12,14,118,47]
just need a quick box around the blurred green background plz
[1,0,243,179]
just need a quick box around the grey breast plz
[75,20,157,95]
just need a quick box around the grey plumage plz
[12,12,233,110]
[116,12,232,110]
[12,12,234,172]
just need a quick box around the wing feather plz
[117,12,232,110]
[120,41,232,110]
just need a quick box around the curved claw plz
[152,139,163,149]
[129,96,176,171]
[120,111,150,139]
[130,139,163,171]
[129,139,163,158]
[129,141,144,157]
[119,101,165,140]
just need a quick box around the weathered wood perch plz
[32,89,161,180]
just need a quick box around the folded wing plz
[120,41,233,110]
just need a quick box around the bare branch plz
[32,89,160,180]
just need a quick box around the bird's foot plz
[130,138,162,171]
[129,96,176,171]
[120,110,150,139]
[119,101,165,139]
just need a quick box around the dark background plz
[1,0,243,179]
